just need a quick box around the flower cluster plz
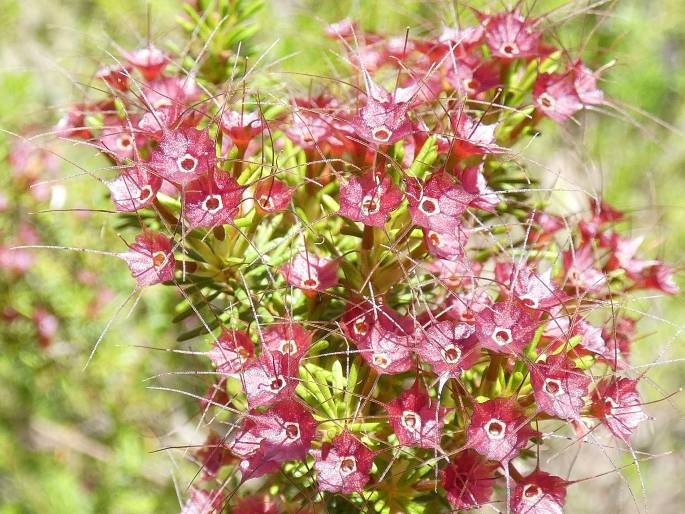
[38,5,678,514]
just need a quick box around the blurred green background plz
[0,1,683,513]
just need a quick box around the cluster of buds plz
[42,5,678,514]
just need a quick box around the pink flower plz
[386,380,446,448]
[260,322,312,360]
[442,449,498,510]
[573,61,605,106]
[107,165,161,212]
[138,76,202,133]
[241,353,298,408]
[591,378,648,443]
[233,495,280,514]
[450,111,504,157]
[280,251,339,296]
[423,227,469,260]
[98,118,145,161]
[33,307,58,348]
[533,72,583,123]
[207,330,255,374]
[119,231,175,287]
[474,301,537,355]
[496,263,567,310]
[122,45,169,81]
[180,488,223,514]
[253,178,293,214]
[482,11,543,60]
[512,471,568,514]
[151,128,216,187]
[406,172,473,234]
[183,172,244,228]
[425,258,479,289]
[563,243,607,291]
[220,110,264,147]
[311,430,374,494]
[338,170,403,227]
[95,64,132,91]
[530,354,590,420]
[466,398,538,463]
[416,320,480,378]
[351,71,416,145]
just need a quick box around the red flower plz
[591,378,648,443]
[95,64,131,91]
[195,431,235,480]
[119,231,175,287]
[533,72,583,123]
[207,329,255,374]
[530,354,591,420]
[260,322,312,360]
[496,263,567,310]
[220,110,264,147]
[233,495,280,514]
[311,430,374,494]
[344,301,415,374]
[562,243,607,291]
[338,170,403,227]
[425,258,479,289]
[474,301,537,355]
[151,128,216,187]
[280,251,339,296]
[482,11,543,60]
[450,111,504,157]
[253,178,293,214]
[138,76,202,133]
[441,449,498,510]
[241,353,299,408]
[107,165,161,212]
[466,398,538,463]
[386,380,446,448]
[406,172,473,234]
[351,71,416,145]
[416,320,480,378]
[572,61,605,106]
[122,45,169,81]
[183,172,244,229]
[180,488,223,514]
[423,227,469,260]
[512,471,568,514]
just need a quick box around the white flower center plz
[522,483,543,502]
[492,327,513,346]
[543,378,564,397]
[372,353,391,369]
[441,344,462,364]
[499,42,520,56]
[419,197,440,216]
[401,410,421,433]
[339,456,357,476]
[201,194,223,213]
[284,422,300,441]
[372,126,391,143]
[152,251,167,269]
[138,185,153,203]
[538,92,556,110]
[360,194,381,215]
[279,339,298,355]
[485,418,507,440]
[176,153,198,173]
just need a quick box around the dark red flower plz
[512,471,568,514]
[406,172,473,234]
[591,378,648,443]
[311,430,374,494]
[530,354,591,420]
[338,170,403,227]
[119,231,175,287]
[386,380,446,448]
[151,128,216,187]
[416,320,480,378]
[107,165,161,212]
[466,397,538,463]
[207,329,255,374]
[241,353,298,408]
[195,431,235,480]
[253,178,293,214]
[233,495,280,514]
[474,302,537,355]
[260,322,312,360]
[280,251,339,296]
[441,449,498,510]
[183,172,244,228]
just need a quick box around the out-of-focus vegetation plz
[0,1,683,513]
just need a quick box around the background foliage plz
[0,1,683,512]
